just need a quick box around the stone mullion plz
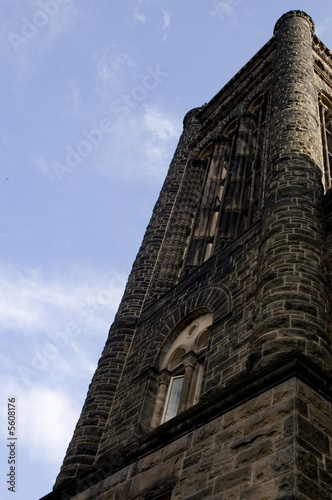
[203,144,226,261]
[219,130,239,245]
[234,114,257,237]
[191,153,215,265]
[200,140,224,234]
[227,156,245,240]
[228,117,250,239]
[211,139,231,251]
[178,353,198,413]
[221,115,253,242]
[150,371,171,428]
[191,140,224,264]
[247,105,266,226]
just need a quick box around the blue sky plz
[1,1,332,499]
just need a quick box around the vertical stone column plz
[150,372,170,428]
[231,113,257,238]
[178,353,198,413]
[152,156,206,290]
[250,11,332,373]
[143,108,203,299]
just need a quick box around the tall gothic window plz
[319,93,332,190]
[181,93,267,274]
[150,313,212,428]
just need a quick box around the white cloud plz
[0,263,125,336]
[210,0,240,20]
[0,265,125,492]
[144,107,179,141]
[92,47,138,100]
[134,8,147,23]
[0,263,126,479]
[20,386,79,463]
[161,9,170,41]
[162,9,171,30]
[2,0,78,56]
[0,263,126,420]
[95,107,181,182]
[0,381,79,465]
[34,155,53,178]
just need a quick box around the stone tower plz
[42,11,332,500]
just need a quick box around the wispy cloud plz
[161,9,170,41]
[95,106,181,182]
[144,106,178,140]
[0,263,125,336]
[34,155,53,178]
[13,384,79,464]
[162,9,171,30]
[210,0,242,22]
[0,261,127,478]
[0,0,79,89]
[3,0,78,56]
[0,378,80,476]
[0,264,126,488]
[92,46,138,99]
[134,7,146,23]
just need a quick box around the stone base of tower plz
[41,355,332,500]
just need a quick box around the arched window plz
[151,313,212,427]
[181,93,267,275]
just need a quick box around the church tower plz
[42,11,332,500]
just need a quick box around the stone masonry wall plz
[51,379,332,500]
[95,35,276,458]
[95,221,260,457]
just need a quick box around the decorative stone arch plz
[158,284,232,351]
[157,306,212,369]
[149,285,232,428]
